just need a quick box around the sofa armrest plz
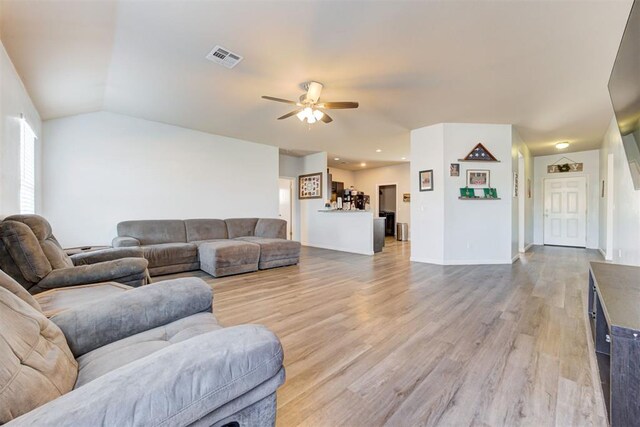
[7,325,284,427]
[51,277,213,357]
[70,247,144,266]
[111,236,141,248]
[37,258,148,290]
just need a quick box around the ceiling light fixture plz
[556,142,570,150]
[401,157,406,160]
[334,157,340,161]
[296,107,324,124]
[376,149,382,153]
[360,162,366,167]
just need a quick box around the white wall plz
[42,111,279,247]
[599,117,640,265]
[0,41,42,217]
[279,153,301,179]
[328,167,355,189]
[410,124,445,263]
[352,163,411,234]
[411,123,517,265]
[512,128,534,256]
[533,149,600,249]
[298,152,329,247]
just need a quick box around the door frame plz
[376,182,399,236]
[542,175,588,247]
[518,152,525,253]
[278,176,296,240]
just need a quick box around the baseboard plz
[410,257,513,265]
[524,243,533,252]
[302,243,373,256]
[598,248,607,260]
[511,254,520,263]
[410,256,444,265]
[444,259,514,265]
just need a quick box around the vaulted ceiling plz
[0,0,633,169]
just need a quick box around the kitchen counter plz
[307,210,383,255]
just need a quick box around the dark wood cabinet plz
[588,262,640,426]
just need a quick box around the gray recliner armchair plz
[0,214,149,294]
[0,273,285,426]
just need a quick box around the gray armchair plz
[0,215,149,294]
[0,275,285,426]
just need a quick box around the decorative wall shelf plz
[458,197,502,200]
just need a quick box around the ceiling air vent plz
[206,45,243,69]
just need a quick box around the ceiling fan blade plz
[277,110,301,120]
[262,96,298,105]
[317,101,359,109]
[320,112,333,123]
[306,81,324,103]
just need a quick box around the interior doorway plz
[378,184,397,237]
[278,177,294,240]
[543,176,587,247]
[518,152,525,252]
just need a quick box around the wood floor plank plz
[158,240,606,426]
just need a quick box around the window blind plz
[20,117,36,214]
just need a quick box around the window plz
[20,116,37,214]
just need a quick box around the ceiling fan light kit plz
[262,81,358,125]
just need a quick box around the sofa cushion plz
[254,219,287,239]
[185,219,228,242]
[0,287,78,423]
[142,243,198,268]
[0,268,41,312]
[236,237,300,262]
[75,312,221,388]
[198,240,260,277]
[225,218,259,239]
[117,220,187,245]
[4,215,74,270]
[0,220,53,283]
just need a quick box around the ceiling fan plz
[262,81,358,124]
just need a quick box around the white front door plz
[278,178,293,239]
[543,176,587,247]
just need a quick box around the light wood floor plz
[161,239,607,427]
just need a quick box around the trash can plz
[396,223,408,241]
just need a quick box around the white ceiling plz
[0,0,633,169]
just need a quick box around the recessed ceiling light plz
[334,157,340,161]
[401,157,406,160]
[360,162,366,167]
[376,149,382,153]
[556,142,570,150]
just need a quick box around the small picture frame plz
[466,169,490,188]
[419,170,433,191]
[298,172,323,199]
[450,163,460,177]
[460,187,475,198]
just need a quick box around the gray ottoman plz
[235,237,301,270]
[198,240,260,277]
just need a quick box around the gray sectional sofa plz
[113,218,300,277]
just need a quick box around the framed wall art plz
[466,169,490,188]
[298,172,323,199]
[419,169,433,191]
[450,163,460,177]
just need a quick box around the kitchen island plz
[312,210,385,255]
